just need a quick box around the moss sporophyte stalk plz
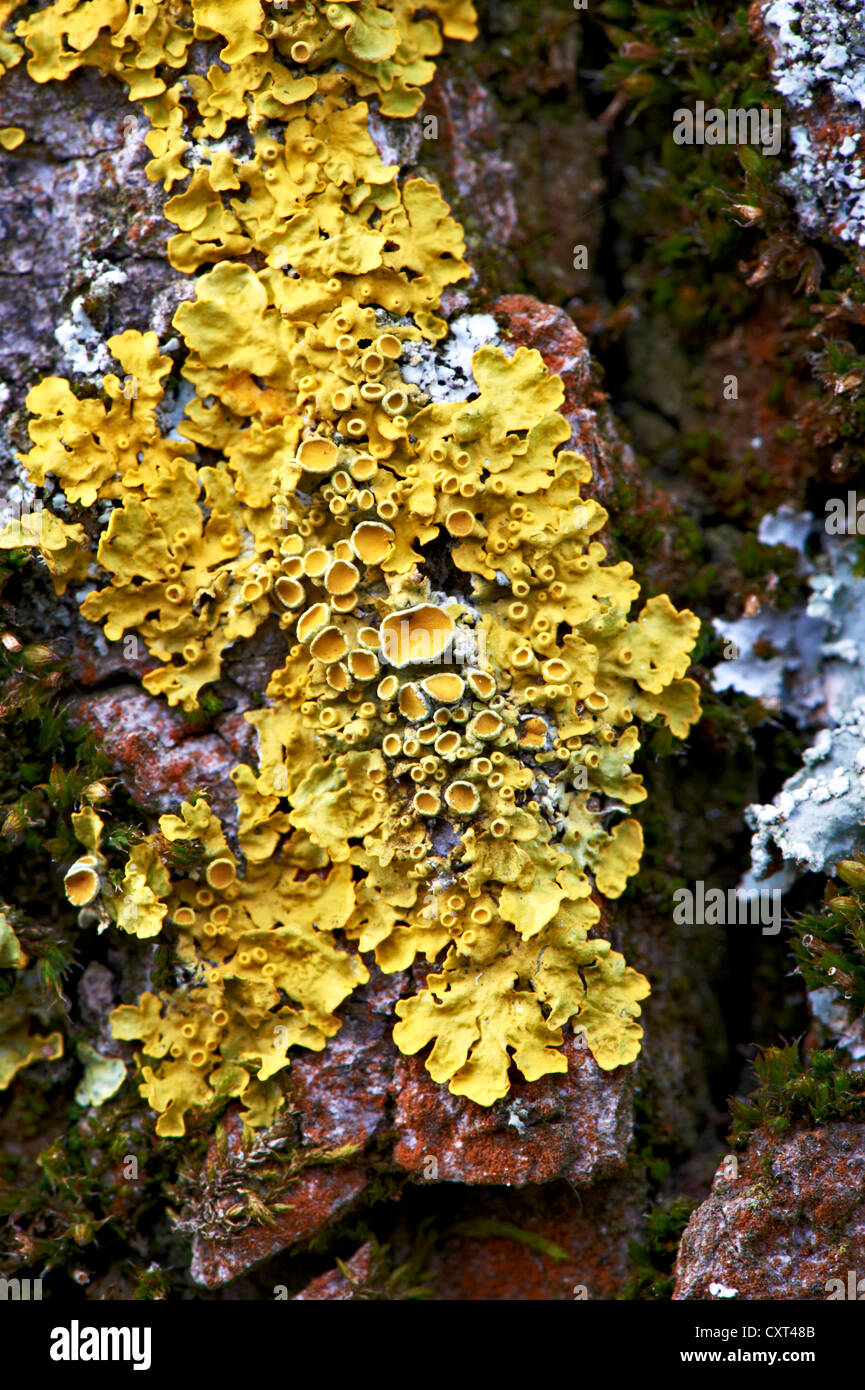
[0,0,700,1134]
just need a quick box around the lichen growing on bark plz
[0,0,700,1130]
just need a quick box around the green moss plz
[0,1091,199,1290]
[730,1043,865,1147]
[599,1,774,331]
[182,689,223,733]
[131,1265,171,1300]
[722,862,865,1151]
[791,865,865,1017]
[307,1218,437,1299]
[595,0,865,507]
[449,1216,570,1261]
[621,1195,695,1300]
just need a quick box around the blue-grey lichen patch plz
[756,506,814,555]
[761,0,865,246]
[747,700,865,878]
[714,522,865,728]
[806,553,865,678]
[712,508,821,718]
[802,543,865,726]
[712,604,823,710]
[717,525,865,883]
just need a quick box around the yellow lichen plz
[0,0,22,75]
[0,1022,63,1091]
[0,909,26,970]
[2,0,701,1124]
[0,908,63,1091]
[109,802,368,1135]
